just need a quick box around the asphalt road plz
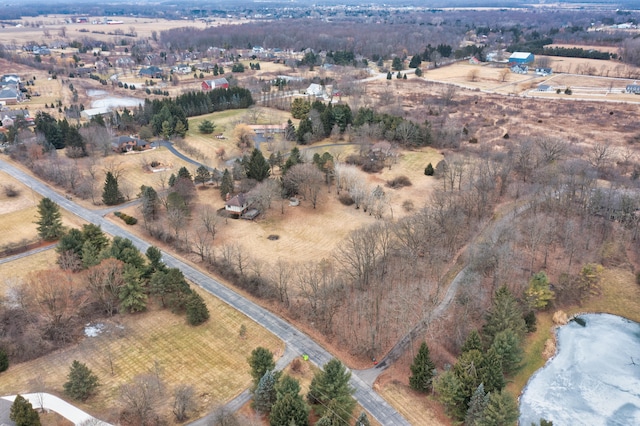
[0,158,410,426]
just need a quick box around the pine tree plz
[386,71,392,80]
[102,171,124,206]
[464,383,488,426]
[478,348,505,393]
[525,271,555,310]
[424,163,434,176]
[198,119,216,134]
[35,197,65,241]
[63,360,100,401]
[270,375,309,426]
[483,286,526,345]
[139,185,159,220]
[478,390,519,426]
[10,395,41,426]
[248,347,275,387]
[415,67,423,77]
[119,265,147,313]
[308,359,356,423]
[491,329,523,376]
[194,165,211,186]
[355,411,371,426]
[186,292,209,325]
[220,168,234,200]
[0,346,8,372]
[434,369,466,420]
[461,330,483,354]
[453,349,485,412]
[409,342,436,393]
[253,370,278,414]
[245,148,271,181]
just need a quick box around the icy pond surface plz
[91,96,144,109]
[519,313,640,425]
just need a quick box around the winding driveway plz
[0,158,410,426]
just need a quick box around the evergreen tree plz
[245,148,271,181]
[186,292,209,325]
[119,265,147,313]
[424,163,434,176]
[64,125,87,157]
[478,348,505,393]
[409,54,422,68]
[409,342,436,393]
[220,169,234,200]
[386,71,392,80]
[461,330,483,354]
[284,119,297,141]
[355,411,371,426]
[139,185,159,220]
[10,395,41,426]
[63,360,100,401]
[464,383,488,426]
[101,237,146,270]
[144,246,166,278]
[434,370,466,420]
[174,120,187,138]
[270,392,309,426]
[392,57,403,71]
[276,374,301,399]
[194,165,211,186]
[248,347,275,387]
[282,147,302,174]
[478,390,519,426]
[453,349,485,412]
[491,329,523,376]
[35,197,64,241]
[296,117,313,144]
[483,286,526,345]
[415,68,423,77]
[177,166,193,181]
[308,359,356,424]
[198,119,216,134]
[0,346,8,372]
[168,173,177,187]
[525,272,555,310]
[102,171,124,205]
[253,370,278,414]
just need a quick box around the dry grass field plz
[0,249,58,296]
[377,381,448,426]
[0,284,283,423]
[0,171,86,250]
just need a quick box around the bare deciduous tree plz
[119,373,164,426]
[172,384,197,422]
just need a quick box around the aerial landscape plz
[1,0,640,425]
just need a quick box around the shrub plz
[386,175,412,188]
[402,200,415,212]
[469,137,478,144]
[424,163,434,176]
[115,212,137,225]
[338,193,354,206]
[503,133,510,139]
[0,347,8,372]
[3,184,19,197]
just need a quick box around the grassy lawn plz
[0,249,58,296]
[378,381,445,426]
[0,285,283,424]
[510,267,640,396]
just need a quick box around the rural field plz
[0,281,283,424]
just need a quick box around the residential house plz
[537,84,553,92]
[201,78,229,90]
[1,116,14,128]
[172,64,192,74]
[0,74,20,86]
[535,68,553,76]
[81,107,112,120]
[0,87,20,105]
[111,135,151,153]
[510,64,528,74]
[626,84,640,94]
[139,66,164,79]
[225,193,249,215]
[305,83,324,97]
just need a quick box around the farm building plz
[626,84,640,94]
[509,52,534,65]
[538,84,553,92]
[536,68,553,76]
[202,78,229,90]
[81,107,111,119]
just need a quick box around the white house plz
[305,83,324,97]
[225,193,249,215]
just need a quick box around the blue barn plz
[509,51,534,65]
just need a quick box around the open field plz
[0,171,86,250]
[377,381,447,426]
[0,285,283,423]
[0,249,58,296]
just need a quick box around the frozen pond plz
[87,89,107,97]
[91,96,144,109]
[519,313,640,425]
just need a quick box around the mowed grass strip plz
[0,285,283,421]
[378,381,444,426]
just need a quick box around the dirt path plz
[354,200,533,386]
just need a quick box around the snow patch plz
[84,323,106,337]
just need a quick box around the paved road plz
[0,158,410,426]
[0,243,57,265]
[153,140,214,171]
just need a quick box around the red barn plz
[201,78,229,90]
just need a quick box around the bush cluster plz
[114,211,138,225]
[386,175,412,188]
